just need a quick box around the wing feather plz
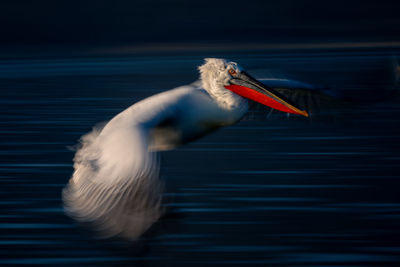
[63,87,198,240]
[63,122,164,240]
[243,77,344,122]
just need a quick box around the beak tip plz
[301,110,309,117]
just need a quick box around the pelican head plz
[199,58,308,117]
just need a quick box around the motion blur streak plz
[63,123,163,239]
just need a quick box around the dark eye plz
[229,69,237,75]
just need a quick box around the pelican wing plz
[244,59,400,121]
[62,87,200,240]
[63,123,163,240]
[243,78,343,121]
[63,85,210,240]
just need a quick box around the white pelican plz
[63,58,309,240]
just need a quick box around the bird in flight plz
[63,58,309,240]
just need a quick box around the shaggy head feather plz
[198,58,246,109]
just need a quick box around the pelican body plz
[63,58,307,240]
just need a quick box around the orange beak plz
[225,72,308,117]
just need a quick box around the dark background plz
[1,1,400,266]
[1,0,400,50]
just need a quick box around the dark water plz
[1,50,400,266]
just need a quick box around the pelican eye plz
[229,69,237,75]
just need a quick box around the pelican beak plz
[225,72,309,117]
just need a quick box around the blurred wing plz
[243,78,344,122]
[62,87,201,240]
[244,59,400,122]
[63,122,163,240]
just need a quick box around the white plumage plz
[63,57,400,239]
[63,59,250,239]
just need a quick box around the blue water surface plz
[1,50,400,266]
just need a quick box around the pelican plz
[63,58,309,240]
